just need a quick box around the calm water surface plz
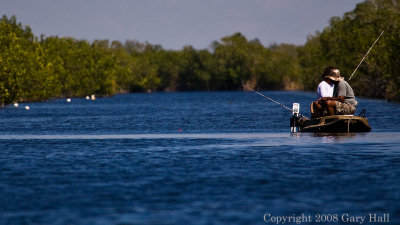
[0,91,399,225]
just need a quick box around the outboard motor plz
[290,103,300,132]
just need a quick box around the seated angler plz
[312,66,335,117]
[317,68,358,116]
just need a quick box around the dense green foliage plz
[1,0,399,106]
[298,0,400,100]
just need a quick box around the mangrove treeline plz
[1,0,399,106]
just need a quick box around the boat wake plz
[0,133,399,146]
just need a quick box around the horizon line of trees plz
[1,0,399,107]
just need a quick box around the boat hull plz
[296,115,371,133]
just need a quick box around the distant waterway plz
[0,91,399,225]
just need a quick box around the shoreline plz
[2,89,396,108]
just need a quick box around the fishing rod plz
[348,30,384,81]
[247,87,309,119]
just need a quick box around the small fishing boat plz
[247,88,372,133]
[290,103,371,133]
[294,115,371,133]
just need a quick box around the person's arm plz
[318,96,345,102]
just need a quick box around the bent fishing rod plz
[348,30,384,81]
[247,87,309,119]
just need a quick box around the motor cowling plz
[290,103,300,132]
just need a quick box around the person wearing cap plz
[318,68,358,115]
[312,66,335,117]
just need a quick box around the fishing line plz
[348,30,384,81]
[247,87,309,119]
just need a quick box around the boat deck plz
[296,115,371,133]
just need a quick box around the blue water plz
[1,91,399,225]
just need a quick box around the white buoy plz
[86,96,90,100]
[67,98,71,103]
[91,94,96,100]
[13,103,19,107]
[25,106,30,110]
